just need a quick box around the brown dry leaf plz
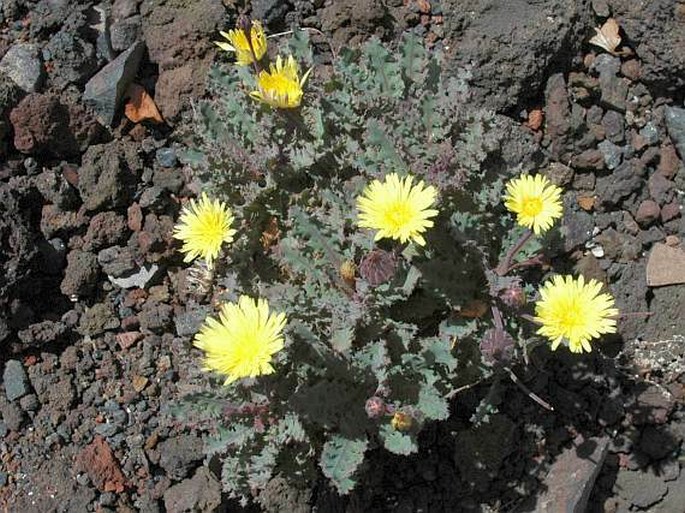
[525,109,544,131]
[260,217,281,250]
[457,300,488,319]
[124,83,164,124]
[589,18,621,55]
[577,195,595,211]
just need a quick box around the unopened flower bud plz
[340,260,356,287]
[390,410,413,432]
[237,15,253,35]
[359,249,397,287]
[365,396,386,419]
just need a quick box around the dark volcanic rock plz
[158,434,203,480]
[595,159,646,208]
[141,0,223,119]
[78,302,120,336]
[320,0,390,48]
[544,73,571,159]
[664,106,685,161]
[609,0,685,93]
[615,469,667,508]
[84,212,128,251]
[17,320,68,347]
[43,30,99,89]
[60,250,99,298]
[163,467,222,513]
[78,141,141,212]
[441,0,592,112]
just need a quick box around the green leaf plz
[320,435,368,494]
[289,29,314,65]
[417,383,449,420]
[330,326,355,353]
[271,413,307,445]
[422,337,457,372]
[400,33,426,84]
[401,265,422,296]
[248,444,278,490]
[206,423,255,455]
[379,424,418,455]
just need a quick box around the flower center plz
[556,302,584,334]
[521,196,543,217]
[384,202,414,230]
[261,73,296,95]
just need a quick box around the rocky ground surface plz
[0,0,684,512]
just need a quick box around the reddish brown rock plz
[117,331,143,350]
[658,144,682,179]
[9,93,105,158]
[620,59,641,81]
[77,436,127,493]
[154,57,212,120]
[84,211,128,251]
[661,202,682,223]
[127,203,143,232]
[635,200,660,227]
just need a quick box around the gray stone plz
[0,43,44,92]
[615,469,667,508]
[440,0,592,112]
[646,244,685,287]
[602,110,625,143]
[595,159,644,207]
[163,467,222,513]
[593,54,628,112]
[158,434,203,480]
[174,303,211,337]
[639,122,659,146]
[664,106,685,161]
[3,360,30,401]
[98,246,136,277]
[155,147,177,168]
[535,436,609,513]
[591,0,610,16]
[110,16,142,52]
[83,41,144,126]
[598,140,624,170]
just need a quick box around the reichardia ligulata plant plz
[173,22,620,503]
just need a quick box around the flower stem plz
[495,229,533,276]
[504,366,554,411]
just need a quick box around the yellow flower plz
[194,296,287,384]
[250,55,311,109]
[534,275,619,353]
[215,21,267,66]
[173,193,236,266]
[357,173,438,246]
[503,174,563,235]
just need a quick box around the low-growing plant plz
[174,21,620,503]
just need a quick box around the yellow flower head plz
[194,296,287,384]
[503,174,563,235]
[357,173,438,246]
[250,55,311,109]
[534,275,619,353]
[173,193,236,265]
[215,20,267,66]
